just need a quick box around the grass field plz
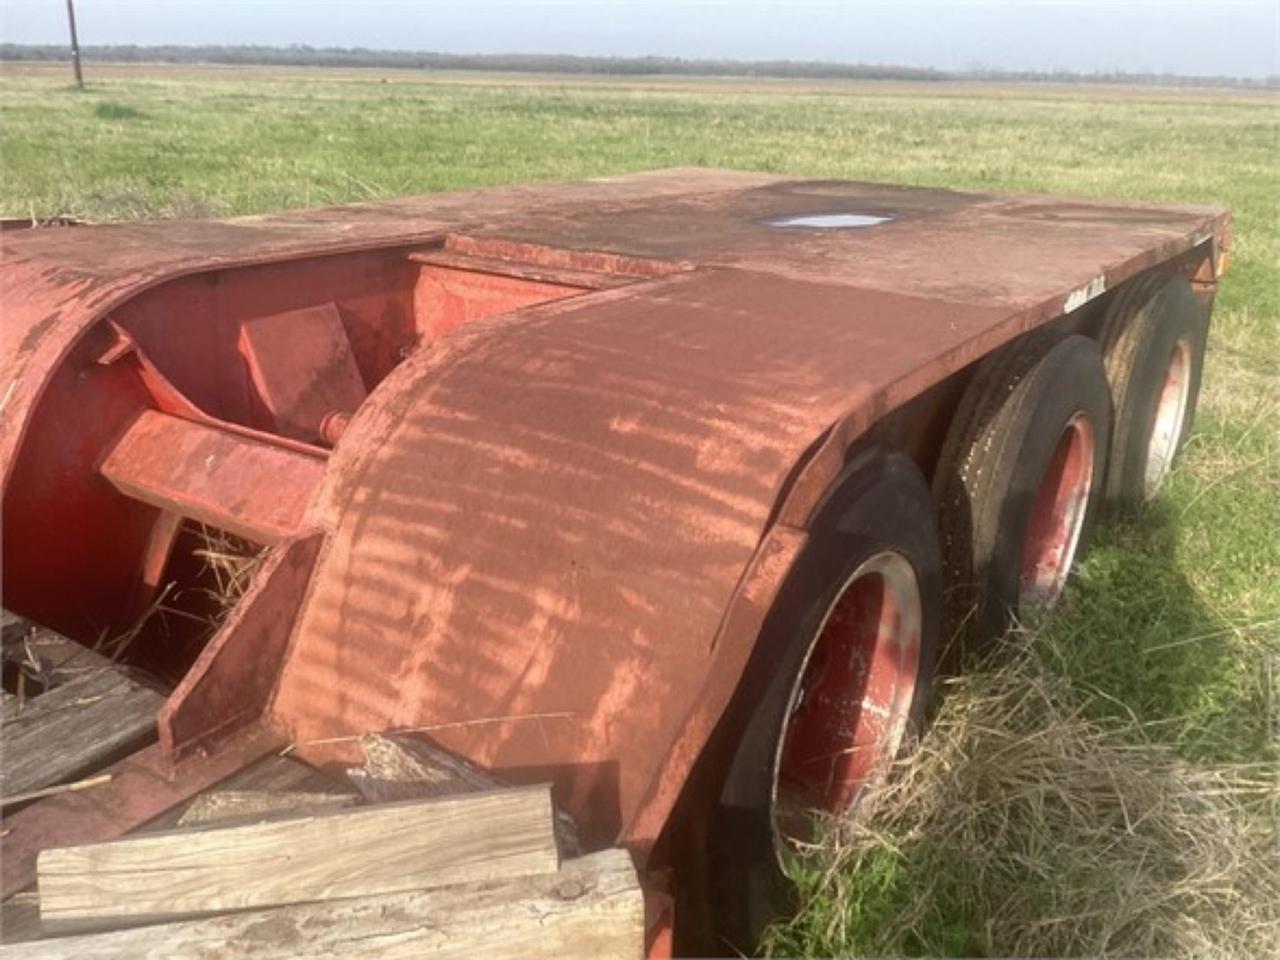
[2,63,1276,955]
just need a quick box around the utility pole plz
[65,0,84,89]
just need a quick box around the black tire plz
[1099,272,1207,507]
[933,332,1112,655]
[705,448,943,954]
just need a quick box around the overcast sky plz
[1,1,1276,78]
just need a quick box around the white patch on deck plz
[766,213,892,229]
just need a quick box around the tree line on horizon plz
[1,43,1275,88]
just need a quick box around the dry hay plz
[96,523,266,661]
[189,523,266,615]
[772,632,1279,958]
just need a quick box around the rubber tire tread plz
[932,331,1112,657]
[1098,272,1207,507]
[707,448,942,955]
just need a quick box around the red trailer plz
[0,169,1227,955]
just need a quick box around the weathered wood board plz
[2,614,123,686]
[348,733,582,856]
[1,668,163,802]
[0,892,42,945]
[141,752,357,833]
[5,850,642,959]
[1,612,165,802]
[37,785,559,928]
[174,789,356,827]
[346,732,504,803]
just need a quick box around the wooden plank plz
[202,752,342,795]
[175,790,355,828]
[0,892,42,945]
[348,734,582,857]
[346,733,504,802]
[37,785,559,929]
[1,729,278,899]
[142,753,354,833]
[1,613,117,688]
[5,849,642,959]
[1,610,165,802]
[1,670,162,801]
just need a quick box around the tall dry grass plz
[768,631,1279,958]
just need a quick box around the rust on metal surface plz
[406,247,633,290]
[99,410,325,544]
[158,533,324,758]
[412,257,590,345]
[238,303,368,444]
[0,171,1229,886]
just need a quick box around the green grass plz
[781,846,983,956]
[2,64,1276,955]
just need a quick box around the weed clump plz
[765,632,1279,958]
[92,101,146,121]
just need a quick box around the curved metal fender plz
[269,266,1000,851]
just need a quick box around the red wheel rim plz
[773,552,922,848]
[1020,413,1096,608]
[1144,337,1192,499]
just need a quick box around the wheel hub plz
[772,552,922,848]
[1144,337,1192,499]
[1020,412,1096,609]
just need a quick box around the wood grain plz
[1,612,164,801]
[175,790,356,828]
[37,785,559,928]
[0,892,42,945]
[143,753,356,833]
[347,734,581,856]
[1,670,162,801]
[8,850,642,959]
[346,733,505,803]
[1,614,121,687]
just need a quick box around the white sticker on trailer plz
[1063,275,1106,313]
